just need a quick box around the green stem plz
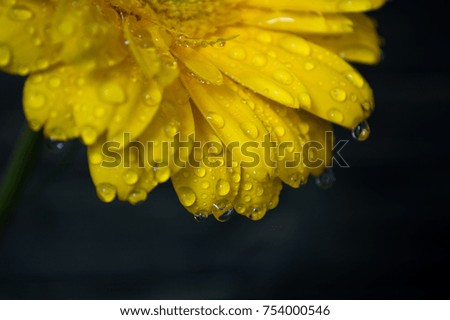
[0,123,42,231]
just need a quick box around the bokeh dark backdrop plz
[1,1,450,299]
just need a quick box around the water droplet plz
[256,31,272,44]
[58,20,75,36]
[94,107,106,118]
[228,46,246,61]
[48,77,62,88]
[243,182,253,191]
[304,61,315,71]
[327,108,344,123]
[154,166,171,182]
[128,188,147,205]
[164,121,179,137]
[0,45,11,67]
[80,126,98,145]
[216,207,234,222]
[45,139,65,153]
[274,126,286,137]
[201,181,210,189]
[96,183,117,203]
[352,120,371,141]
[232,173,241,183]
[362,101,373,112]
[216,179,231,196]
[179,186,196,207]
[123,170,139,185]
[235,203,247,214]
[239,122,259,139]
[100,82,126,104]
[194,211,208,222]
[89,152,103,165]
[252,54,267,67]
[256,185,265,196]
[144,87,162,106]
[272,69,294,85]
[244,195,251,202]
[330,88,347,102]
[280,36,311,56]
[315,168,335,190]
[9,5,34,21]
[194,167,206,178]
[206,112,225,128]
[342,70,364,88]
[26,91,46,109]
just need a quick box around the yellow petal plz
[222,27,373,128]
[51,0,127,68]
[243,0,386,12]
[241,9,354,34]
[171,108,240,220]
[233,170,283,220]
[138,79,195,175]
[305,14,382,64]
[173,46,223,85]
[200,38,311,109]
[0,0,60,75]
[181,73,274,180]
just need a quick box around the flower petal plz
[233,170,283,220]
[171,108,240,219]
[0,0,60,75]
[181,73,275,180]
[221,27,374,128]
[242,0,386,12]
[241,9,354,34]
[200,39,311,109]
[305,14,382,64]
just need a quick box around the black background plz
[1,1,450,299]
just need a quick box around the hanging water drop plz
[315,168,336,190]
[194,211,208,222]
[45,139,65,153]
[352,120,371,141]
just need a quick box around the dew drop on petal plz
[128,188,147,206]
[352,120,371,141]
[235,203,247,214]
[0,44,12,67]
[179,186,196,207]
[100,82,126,104]
[216,179,231,196]
[342,70,364,88]
[243,182,253,191]
[272,69,294,85]
[315,168,336,190]
[123,170,139,185]
[228,46,247,61]
[330,88,347,102]
[327,108,344,123]
[206,112,225,128]
[201,181,210,189]
[154,166,171,182]
[96,183,117,203]
[26,91,46,109]
[239,122,259,139]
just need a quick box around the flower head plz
[0,0,384,221]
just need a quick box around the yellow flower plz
[0,0,384,221]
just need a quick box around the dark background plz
[1,1,450,299]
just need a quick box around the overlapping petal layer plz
[0,0,384,221]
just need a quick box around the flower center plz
[109,0,241,38]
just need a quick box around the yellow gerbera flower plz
[0,0,384,221]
